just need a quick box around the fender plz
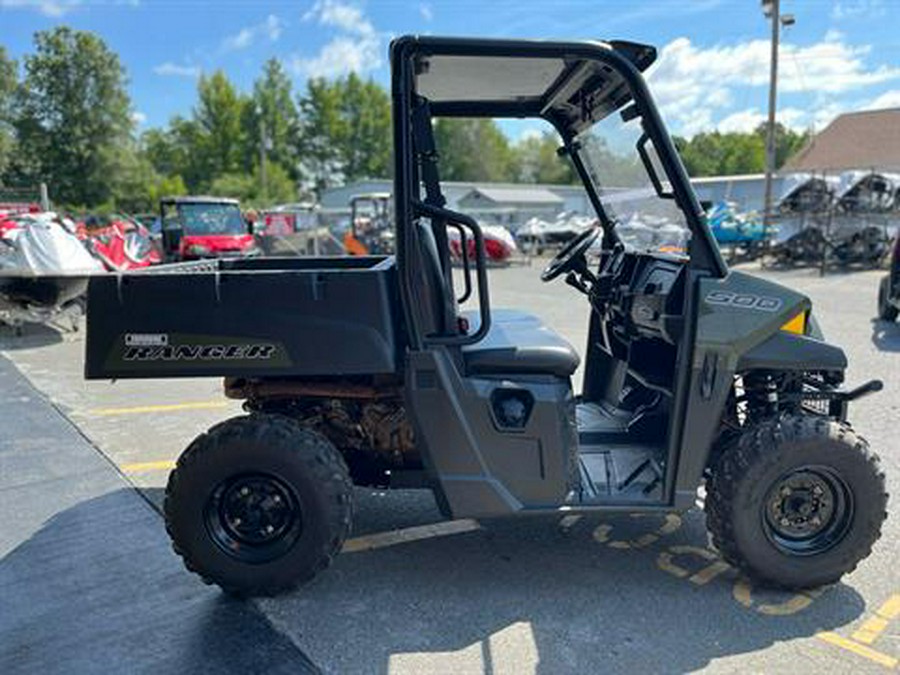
[737,331,847,372]
[672,271,816,507]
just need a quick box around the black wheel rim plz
[204,472,302,564]
[762,465,853,557]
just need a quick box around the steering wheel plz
[540,226,600,282]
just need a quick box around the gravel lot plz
[2,261,898,674]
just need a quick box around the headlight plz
[780,311,807,335]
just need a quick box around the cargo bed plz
[85,256,402,379]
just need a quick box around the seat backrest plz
[406,97,460,341]
[408,217,458,339]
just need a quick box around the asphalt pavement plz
[1,262,898,674]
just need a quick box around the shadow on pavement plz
[0,488,317,675]
[0,321,65,350]
[871,318,900,352]
[138,485,448,537]
[251,498,867,674]
[1,487,868,675]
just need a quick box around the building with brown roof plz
[784,108,900,173]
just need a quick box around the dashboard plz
[589,250,686,392]
[593,249,686,346]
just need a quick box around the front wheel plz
[706,415,886,589]
[165,414,353,597]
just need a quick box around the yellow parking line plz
[122,459,176,473]
[86,401,230,416]
[853,594,900,645]
[342,519,481,553]
[817,632,899,669]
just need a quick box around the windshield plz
[176,203,245,236]
[575,112,689,253]
[353,198,390,220]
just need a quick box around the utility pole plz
[259,112,268,205]
[761,0,795,238]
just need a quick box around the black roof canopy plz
[402,36,657,135]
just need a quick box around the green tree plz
[673,124,810,178]
[0,46,16,180]
[514,131,578,184]
[674,131,763,177]
[12,27,133,205]
[296,77,344,195]
[208,171,255,202]
[210,163,295,207]
[141,127,183,178]
[433,118,515,182]
[754,122,811,169]
[107,143,158,212]
[673,133,722,177]
[195,70,247,178]
[141,117,209,192]
[152,174,188,202]
[296,74,391,196]
[247,58,299,178]
[340,73,391,181]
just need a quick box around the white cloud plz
[303,0,373,35]
[153,62,201,78]
[831,0,885,20]
[863,89,900,111]
[419,3,433,22]
[648,33,900,137]
[131,111,147,126]
[0,0,137,15]
[715,108,812,134]
[651,35,900,97]
[224,28,254,52]
[290,36,380,79]
[0,0,81,16]
[291,1,382,78]
[717,109,766,134]
[221,14,283,53]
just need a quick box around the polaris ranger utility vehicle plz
[85,36,887,597]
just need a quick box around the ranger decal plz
[123,343,276,362]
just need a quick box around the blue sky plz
[1,0,899,139]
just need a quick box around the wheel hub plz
[221,477,295,544]
[762,466,852,556]
[205,472,302,563]
[767,472,835,538]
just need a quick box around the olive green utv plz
[86,35,887,597]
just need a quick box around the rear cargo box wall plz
[85,265,402,379]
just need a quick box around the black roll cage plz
[390,36,728,349]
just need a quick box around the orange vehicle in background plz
[343,192,394,255]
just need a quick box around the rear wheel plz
[878,276,898,321]
[706,414,886,589]
[165,414,353,597]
